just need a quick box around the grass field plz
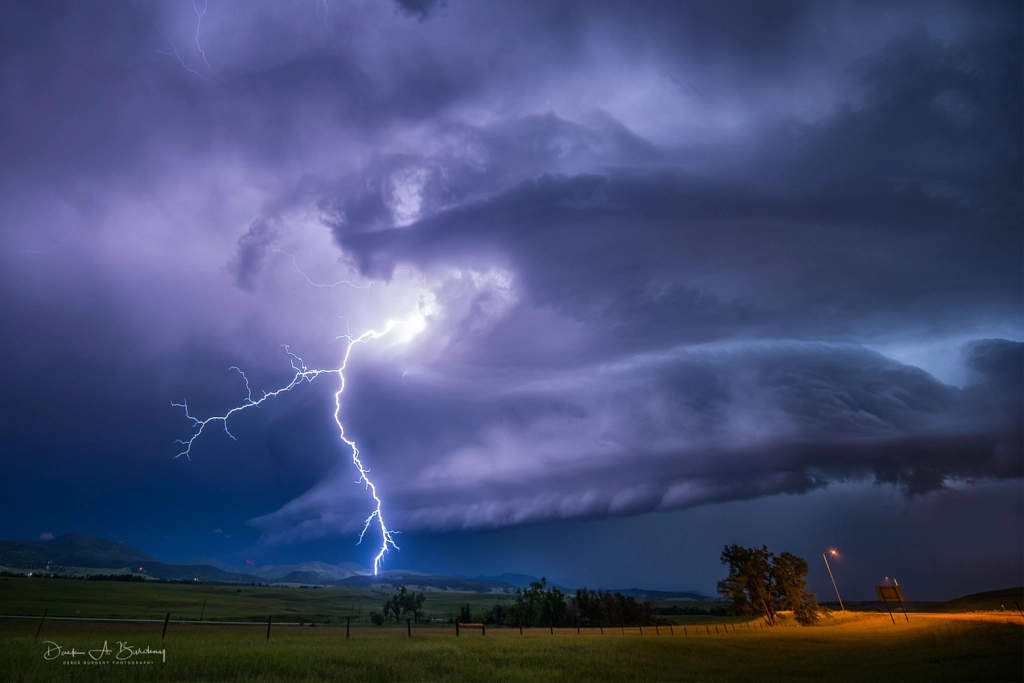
[1,613,1021,682]
[1,578,1021,682]
[0,577,521,625]
[0,577,734,626]
[919,586,1024,614]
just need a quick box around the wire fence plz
[2,612,779,642]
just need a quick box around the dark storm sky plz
[0,0,1021,600]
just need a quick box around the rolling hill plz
[0,533,709,597]
[0,533,256,584]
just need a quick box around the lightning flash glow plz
[173,316,425,574]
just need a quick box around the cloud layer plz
[0,1,1019,578]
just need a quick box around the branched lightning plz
[271,249,373,290]
[173,317,423,574]
[192,0,214,74]
[156,31,205,79]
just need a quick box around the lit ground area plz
[2,612,1021,682]
[2,579,1021,681]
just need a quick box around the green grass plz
[0,577,516,625]
[2,578,1021,681]
[1,614,1020,682]
[0,577,742,626]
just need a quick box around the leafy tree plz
[717,544,821,626]
[383,586,427,623]
[508,579,657,628]
[480,603,513,625]
[772,551,821,626]
[409,591,426,622]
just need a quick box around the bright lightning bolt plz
[173,316,425,574]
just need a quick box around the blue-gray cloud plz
[0,0,1019,592]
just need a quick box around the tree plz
[717,544,821,626]
[772,551,821,626]
[410,591,426,622]
[383,586,427,624]
[508,580,657,628]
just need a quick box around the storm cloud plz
[0,0,1019,595]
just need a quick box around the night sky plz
[1,0,1021,601]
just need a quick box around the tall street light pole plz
[823,549,844,611]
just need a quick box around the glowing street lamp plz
[823,549,845,611]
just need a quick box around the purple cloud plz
[0,1,1018,590]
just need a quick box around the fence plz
[4,612,775,641]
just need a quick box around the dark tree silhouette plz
[457,603,472,623]
[502,578,656,628]
[383,586,426,623]
[717,544,821,626]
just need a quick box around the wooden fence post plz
[34,609,47,640]
[456,620,460,637]
[199,599,206,622]
[266,615,272,640]
[346,616,350,639]
[162,612,171,639]
[669,625,674,636]
[549,621,553,635]
[407,619,411,637]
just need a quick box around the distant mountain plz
[145,563,257,584]
[183,557,253,574]
[0,533,256,584]
[0,533,709,597]
[0,532,156,569]
[607,588,713,600]
[476,573,544,588]
[256,561,370,582]
[182,558,371,583]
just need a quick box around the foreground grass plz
[1,613,1020,682]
